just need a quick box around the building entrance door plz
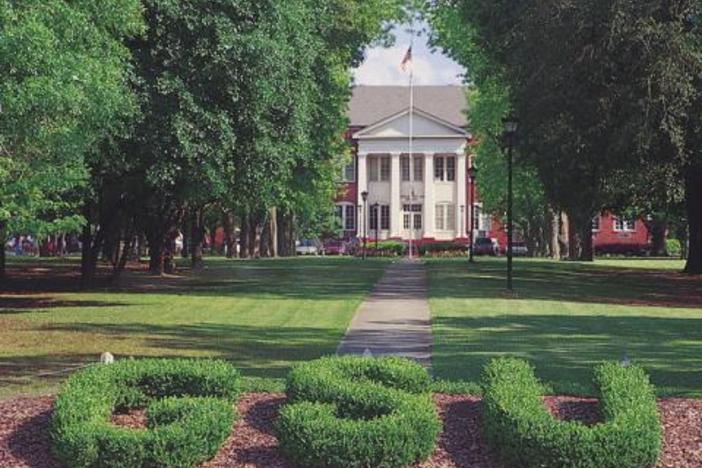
[402,204,423,240]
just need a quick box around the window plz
[434,156,444,180]
[380,157,391,181]
[592,215,601,231]
[413,156,424,181]
[435,204,454,231]
[446,156,456,181]
[369,205,379,230]
[434,156,456,181]
[446,204,456,230]
[414,213,422,230]
[435,204,456,231]
[381,205,390,230]
[403,214,411,230]
[613,216,636,232]
[401,156,410,181]
[368,157,379,181]
[370,205,389,230]
[403,204,422,212]
[336,203,356,231]
[342,156,355,182]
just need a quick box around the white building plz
[337,85,485,243]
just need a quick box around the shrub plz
[357,240,407,257]
[51,358,240,468]
[419,242,468,257]
[665,238,681,257]
[481,358,661,468]
[276,356,440,467]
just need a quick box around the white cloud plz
[353,45,465,86]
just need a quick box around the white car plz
[296,239,322,255]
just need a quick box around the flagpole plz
[408,23,415,260]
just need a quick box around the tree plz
[0,0,143,279]
[429,0,702,267]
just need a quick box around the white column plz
[390,152,401,237]
[456,152,467,238]
[424,153,435,238]
[357,152,368,237]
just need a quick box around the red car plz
[323,239,347,255]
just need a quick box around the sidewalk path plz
[337,259,432,368]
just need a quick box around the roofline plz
[352,107,469,139]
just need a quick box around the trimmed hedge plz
[51,358,240,468]
[481,358,661,468]
[419,241,468,257]
[276,356,440,467]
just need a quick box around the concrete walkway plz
[337,259,432,368]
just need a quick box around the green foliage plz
[0,0,142,235]
[419,242,467,257]
[276,356,440,468]
[481,357,661,468]
[51,358,239,468]
[666,239,682,258]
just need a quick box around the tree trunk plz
[148,233,164,275]
[223,212,236,258]
[566,212,593,261]
[684,165,702,274]
[558,211,569,260]
[248,212,264,259]
[549,209,561,259]
[112,231,134,280]
[0,221,6,280]
[276,210,288,256]
[191,209,204,269]
[181,212,191,258]
[649,219,668,257]
[269,207,278,258]
[239,211,249,259]
[80,205,106,286]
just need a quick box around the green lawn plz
[0,257,388,398]
[428,257,702,397]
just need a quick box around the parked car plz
[473,237,500,256]
[296,239,322,255]
[511,241,529,256]
[323,239,347,256]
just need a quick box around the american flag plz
[400,46,412,72]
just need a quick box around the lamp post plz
[361,191,369,260]
[502,116,519,291]
[372,202,380,251]
[468,164,478,263]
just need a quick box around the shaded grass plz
[427,257,702,397]
[0,257,389,398]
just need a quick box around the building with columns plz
[334,85,652,254]
[336,85,488,245]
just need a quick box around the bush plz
[595,243,651,256]
[666,238,681,257]
[419,242,468,257]
[276,356,440,467]
[481,358,661,468]
[51,358,240,468]
[356,240,407,257]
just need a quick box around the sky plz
[353,22,466,86]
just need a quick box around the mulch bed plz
[1,393,700,467]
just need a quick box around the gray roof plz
[348,85,467,128]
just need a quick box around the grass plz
[0,256,388,398]
[427,257,702,397]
